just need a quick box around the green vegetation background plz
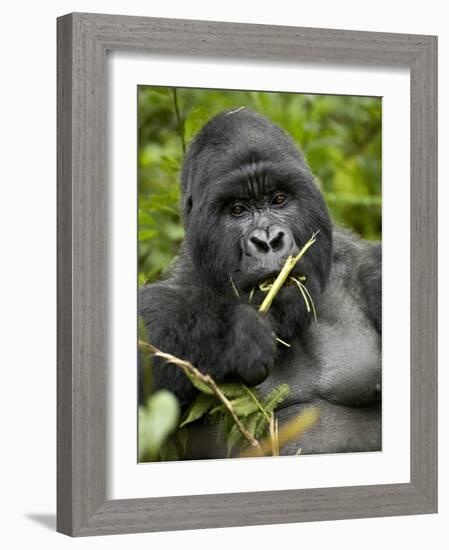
[138,87,381,285]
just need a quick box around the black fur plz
[139,108,381,454]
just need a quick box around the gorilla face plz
[181,109,333,339]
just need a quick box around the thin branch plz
[139,340,262,450]
[172,88,186,155]
[244,386,271,422]
[269,415,279,456]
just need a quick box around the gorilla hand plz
[139,285,277,406]
[225,304,277,387]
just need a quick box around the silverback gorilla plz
[139,108,381,456]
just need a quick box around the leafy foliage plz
[180,393,217,428]
[138,390,180,461]
[180,381,290,456]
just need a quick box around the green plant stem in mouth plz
[257,231,319,314]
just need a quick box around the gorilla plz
[139,107,381,456]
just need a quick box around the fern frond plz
[180,393,216,427]
[261,384,291,414]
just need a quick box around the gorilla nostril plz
[250,235,270,253]
[245,225,294,257]
[269,231,285,251]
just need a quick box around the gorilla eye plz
[231,204,246,216]
[273,194,287,205]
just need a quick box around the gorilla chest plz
[258,289,381,407]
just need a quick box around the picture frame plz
[57,12,438,536]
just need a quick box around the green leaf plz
[254,413,271,440]
[138,228,159,241]
[209,403,226,416]
[138,209,156,226]
[226,423,245,457]
[180,393,216,427]
[228,395,259,417]
[150,87,172,97]
[138,272,148,287]
[244,412,260,437]
[184,106,212,143]
[160,155,181,174]
[217,383,247,398]
[183,369,214,395]
[261,384,291,414]
[222,410,235,437]
[138,390,180,461]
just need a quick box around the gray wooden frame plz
[57,12,438,537]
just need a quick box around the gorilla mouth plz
[237,271,280,293]
[238,230,319,296]
[254,269,316,322]
[239,267,303,294]
[258,275,296,290]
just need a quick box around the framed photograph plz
[136,86,383,465]
[57,13,437,536]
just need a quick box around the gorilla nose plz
[245,225,294,258]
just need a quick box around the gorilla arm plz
[139,282,277,407]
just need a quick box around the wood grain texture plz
[56,12,438,536]
[57,14,74,536]
[409,37,438,508]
